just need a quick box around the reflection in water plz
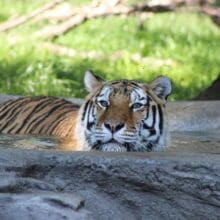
[0,132,219,153]
[0,134,75,151]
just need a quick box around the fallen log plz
[36,1,176,39]
[32,0,105,23]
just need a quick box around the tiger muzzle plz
[103,122,124,133]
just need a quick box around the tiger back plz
[0,96,79,137]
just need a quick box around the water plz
[0,134,75,151]
[0,132,219,153]
[0,134,57,150]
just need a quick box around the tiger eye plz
[131,103,143,110]
[99,100,109,108]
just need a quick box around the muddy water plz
[0,132,219,153]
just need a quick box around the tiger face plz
[76,70,172,152]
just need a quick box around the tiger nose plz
[104,122,124,133]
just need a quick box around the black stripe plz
[157,104,163,134]
[143,123,150,129]
[41,107,74,134]
[0,98,31,120]
[87,122,95,130]
[108,81,140,88]
[92,141,101,150]
[144,97,151,120]
[148,97,152,102]
[81,100,90,121]
[108,81,119,85]
[150,105,157,136]
[37,102,75,134]
[91,105,96,118]
[84,101,95,131]
[86,101,93,124]
[0,99,33,131]
[143,123,156,136]
[143,105,157,136]
[144,105,156,127]
[130,82,140,87]
[97,93,105,97]
[0,99,15,109]
[146,143,154,152]
[150,129,156,136]
[0,98,23,113]
[15,97,53,133]
[28,101,67,134]
[133,88,141,99]
[24,99,66,133]
[48,111,70,134]
[139,97,146,101]
[151,105,156,128]
[7,123,18,133]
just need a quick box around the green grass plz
[0,0,219,100]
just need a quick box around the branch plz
[0,0,64,32]
[36,1,176,39]
[202,7,220,27]
[32,0,104,23]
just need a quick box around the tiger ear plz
[84,70,104,92]
[150,76,172,101]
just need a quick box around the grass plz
[0,0,219,100]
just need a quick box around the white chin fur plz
[100,143,127,152]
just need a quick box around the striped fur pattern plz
[0,71,172,152]
[0,96,79,139]
[76,71,172,152]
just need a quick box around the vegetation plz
[0,0,219,100]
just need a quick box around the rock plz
[196,74,220,100]
[0,148,220,220]
[0,192,90,220]
[166,100,220,131]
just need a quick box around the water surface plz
[0,132,219,153]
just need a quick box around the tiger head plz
[76,70,172,152]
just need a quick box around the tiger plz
[0,70,172,152]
